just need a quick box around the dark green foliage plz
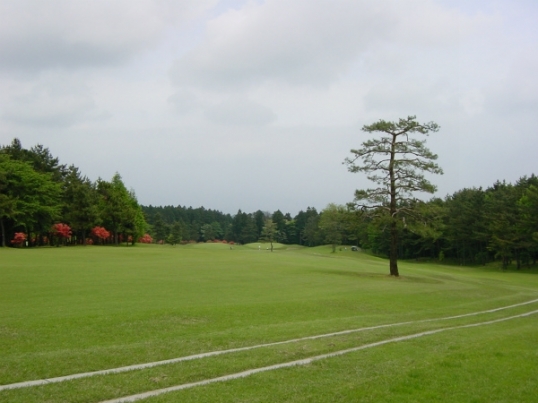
[142,205,232,243]
[201,223,216,241]
[319,204,348,252]
[62,166,100,245]
[444,188,488,265]
[2,136,538,268]
[97,174,141,245]
[152,212,168,243]
[167,221,183,245]
[355,175,538,270]
[0,154,62,246]
[0,139,148,247]
[295,207,320,246]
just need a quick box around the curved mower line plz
[1,298,537,393]
[99,308,538,403]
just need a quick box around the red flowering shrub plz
[52,223,72,239]
[138,234,153,244]
[91,226,111,243]
[11,232,27,247]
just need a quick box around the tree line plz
[0,139,146,247]
[315,177,538,270]
[141,205,321,246]
[2,136,537,271]
[144,176,538,271]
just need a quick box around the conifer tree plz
[345,116,442,276]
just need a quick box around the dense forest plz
[1,138,537,269]
[0,139,146,247]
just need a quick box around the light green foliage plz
[259,218,278,251]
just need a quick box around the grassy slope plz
[0,244,537,402]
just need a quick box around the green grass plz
[1,244,537,402]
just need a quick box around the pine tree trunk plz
[389,133,399,277]
[390,219,399,276]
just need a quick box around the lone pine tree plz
[344,116,443,276]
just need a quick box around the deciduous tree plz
[260,218,278,252]
[0,154,62,246]
[319,203,347,252]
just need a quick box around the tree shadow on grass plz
[311,269,443,284]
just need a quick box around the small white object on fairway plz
[98,309,538,403]
[1,298,537,393]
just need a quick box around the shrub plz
[91,226,111,244]
[138,234,153,244]
[52,223,72,239]
[11,232,27,247]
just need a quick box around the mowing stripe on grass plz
[99,309,538,403]
[1,298,537,392]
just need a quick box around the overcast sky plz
[1,0,537,215]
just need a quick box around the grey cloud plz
[168,90,201,115]
[1,76,103,128]
[0,0,217,74]
[204,98,277,126]
[0,36,134,73]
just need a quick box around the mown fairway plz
[1,244,537,402]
